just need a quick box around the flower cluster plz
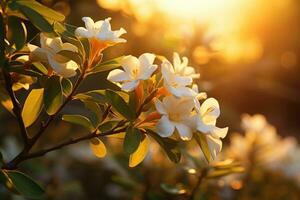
[224,114,300,184]
[108,50,228,158]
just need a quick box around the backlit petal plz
[156,115,175,137]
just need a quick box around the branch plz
[3,69,86,169]
[136,89,158,116]
[8,126,127,165]
[3,67,29,145]
[188,168,208,200]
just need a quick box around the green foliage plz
[98,120,121,133]
[9,0,65,21]
[82,101,102,127]
[22,88,44,127]
[32,62,48,75]
[146,129,181,163]
[194,132,212,163]
[44,76,63,115]
[2,170,44,199]
[74,90,107,104]
[61,78,73,96]
[57,50,82,65]
[89,56,124,74]
[9,1,53,33]
[7,16,27,51]
[62,114,95,132]
[124,126,142,155]
[105,90,136,120]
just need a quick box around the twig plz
[188,168,208,200]
[3,61,29,145]
[4,69,86,169]
[136,89,158,116]
[7,125,127,165]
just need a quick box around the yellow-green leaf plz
[89,138,107,158]
[124,127,142,155]
[7,16,27,51]
[129,135,149,167]
[22,88,44,127]
[62,115,94,132]
[44,76,63,115]
[11,0,65,22]
[194,132,212,163]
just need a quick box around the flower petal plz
[211,127,228,139]
[121,80,139,91]
[206,135,222,159]
[121,55,140,77]
[175,123,193,141]
[48,56,77,78]
[200,98,220,122]
[154,98,167,115]
[82,17,95,31]
[139,53,156,68]
[75,27,91,38]
[166,84,196,97]
[156,115,175,137]
[107,69,130,82]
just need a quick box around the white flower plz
[172,52,200,79]
[196,98,228,158]
[29,34,79,78]
[75,17,126,44]
[107,53,157,91]
[241,114,269,133]
[161,53,199,97]
[154,96,195,140]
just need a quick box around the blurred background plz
[1,0,300,199]
[66,0,300,137]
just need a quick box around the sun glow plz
[97,0,294,64]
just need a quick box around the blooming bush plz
[0,0,231,198]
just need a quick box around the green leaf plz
[129,135,149,167]
[83,101,102,127]
[10,0,65,22]
[160,183,187,195]
[124,127,142,155]
[4,170,44,199]
[194,133,212,163]
[89,56,124,74]
[7,16,27,51]
[207,167,245,178]
[32,62,48,75]
[0,14,5,68]
[44,76,63,115]
[79,38,90,63]
[74,90,107,104]
[56,50,82,65]
[13,3,53,33]
[22,88,44,127]
[147,129,181,163]
[7,65,42,77]
[105,90,135,120]
[98,120,121,133]
[61,78,73,96]
[62,114,94,132]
